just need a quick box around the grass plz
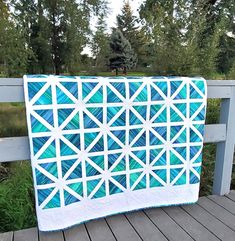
[0,103,27,137]
[0,162,36,232]
[0,87,234,232]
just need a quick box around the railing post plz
[213,86,235,195]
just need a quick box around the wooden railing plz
[0,78,234,196]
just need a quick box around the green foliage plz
[139,0,231,77]
[109,28,137,75]
[0,0,31,77]
[0,103,27,137]
[227,62,235,79]
[0,162,36,232]
[91,13,110,70]
[205,99,220,124]
[117,1,150,67]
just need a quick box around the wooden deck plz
[1,190,235,241]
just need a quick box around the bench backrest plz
[0,78,234,195]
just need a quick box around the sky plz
[106,0,142,29]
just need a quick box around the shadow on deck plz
[1,190,235,241]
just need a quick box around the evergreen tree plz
[139,0,226,77]
[109,28,137,75]
[117,1,149,67]
[91,13,110,69]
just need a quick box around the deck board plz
[39,230,64,241]
[181,203,235,241]
[106,214,142,241]
[162,206,219,241]
[208,195,235,214]
[125,211,168,241]
[63,225,90,241]
[14,228,38,241]
[197,196,235,231]
[85,218,115,241]
[1,191,235,241]
[0,232,13,241]
[226,190,235,202]
[144,208,194,241]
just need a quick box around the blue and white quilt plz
[24,75,207,231]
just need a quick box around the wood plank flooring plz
[1,191,235,241]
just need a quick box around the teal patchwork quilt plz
[24,75,207,231]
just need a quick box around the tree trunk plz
[123,66,127,75]
[116,68,118,76]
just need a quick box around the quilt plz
[23,75,207,231]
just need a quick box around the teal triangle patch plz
[82,82,98,100]
[93,182,106,199]
[89,136,104,152]
[109,180,123,195]
[151,85,164,101]
[133,174,146,190]
[150,149,166,166]
[28,82,46,100]
[87,179,101,196]
[44,190,60,209]
[170,107,183,122]
[38,188,54,205]
[68,182,83,196]
[64,190,80,206]
[150,174,163,187]
[108,135,122,150]
[134,85,147,102]
[56,86,74,104]
[31,115,50,133]
[174,103,186,117]
[170,151,184,165]
[107,86,123,103]
[35,109,54,126]
[36,169,55,185]
[153,169,166,183]
[39,140,56,159]
[130,109,143,125]
[132,150,146,164]
[130,172,142,187]
[129,156,143,170]
[35,86,52,105]
[89,155,105,170]
[60,82,78,99]
[170,168,183,183]
[129,82,142,98]
[86,161,102,177]
[60,139,77,156]
[174,170,186,185]
[39,162,58,178]
[110,82,126,98]
[87,86,103,103]
[112,174,126,189]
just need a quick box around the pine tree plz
[117,0,149,67]
[109,28,137,75]
[139,0,226,77]
[91,13,110,69]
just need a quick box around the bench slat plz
[0,79,234,102]
[0,124,225,163]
